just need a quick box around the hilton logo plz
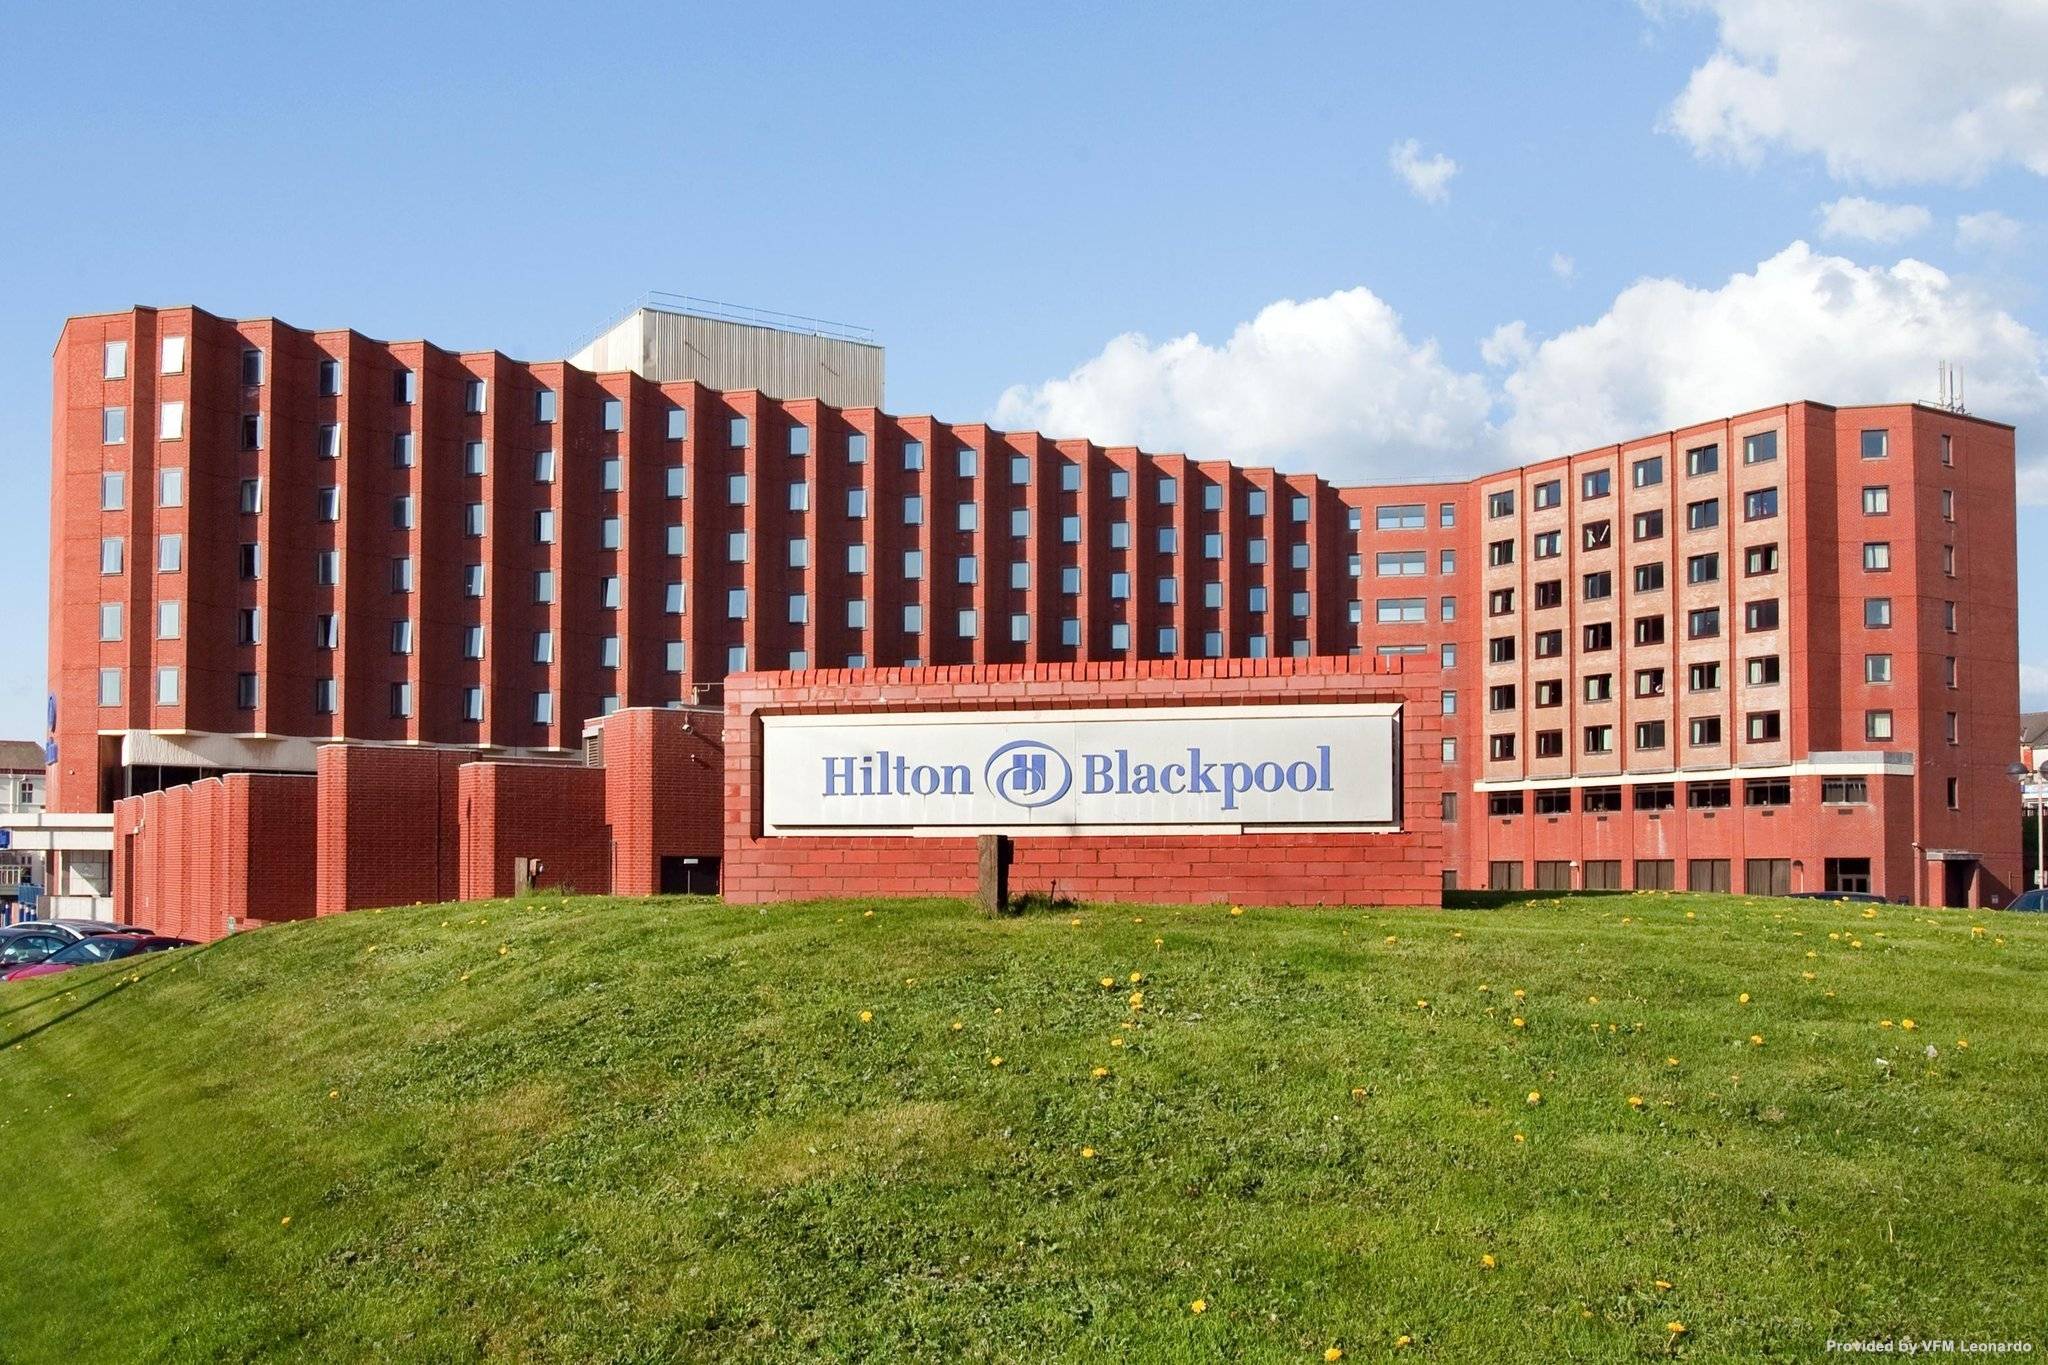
[985,740,1074,809]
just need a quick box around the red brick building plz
[50,304,2021,910]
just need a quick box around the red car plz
[0,933,195,982]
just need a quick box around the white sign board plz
[760,703,1401,833]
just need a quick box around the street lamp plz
[2007,761,2048,888]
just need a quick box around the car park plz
[0,934,195,982]
[2004,888,2048,912]
[0,925,74,971]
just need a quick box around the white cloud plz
[2022,662,2048,711]
[1550,252,1577,283]
[1388,139,1458,204]
[992,243,2048,500]
[1957,209,2024,250]
[991,290,1493,485]
[1655,0,2048,184]
[1498,242,2048,474]
[1818,196,1931,243]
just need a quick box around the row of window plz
[1478,775,1874,817]
[1483,856,1880,896]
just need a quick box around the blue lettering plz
[823,755,856,797]
[1084,752,1114,793]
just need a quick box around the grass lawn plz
[0,891,2042,1362]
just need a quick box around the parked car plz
[0,934,195,982]
[0,925,75,971]
[2004,889,2048,912]
[42,918,155,936]
[1785,891,1892,905]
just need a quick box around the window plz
[390,432,413,467]
[463,564,484,597]
[1534,629,1563,658]
[1865,653,1892,684]
[1487,489,1515,518]
[100,471,125,511]
[103,339,128,379]
[1746,655,1781,686]
[156,667,180,707]
[1532,530,1561,559]
[1634,615,1666,646]
[1685,443,1719,477]
[1487,791,1525,816]
[313,549,338,585]
[1534,788,1572,815]
[601,516,622,551]
[1688,717,1723,747]
[1687,607,1720,639]
[462,624,486,660]
[1581,785,1620,812]
[1584,673,1613,702]
[1533,479,1562,511]
[1940,489,1955,522]
[533,570,554,603]
[1534,579,1562,609]
[1687,780,1731,808]
[1583,621,1613,652]
[1583,570,1612,601]
[1488,539,1515,567]
[1942,545,1956,576]
[1944,600,1959,632]
[1744,599,1779,631]
[102,406,126,445]
[1635,667,1666,698]
[534,510,556,544]
[1582,520,1612,551]
[1744,778,1791,808]
[1488,862,1526,891]
[1376,550,1426,577]
[1583,725,1614,754]
[1865,710,1894,741]
[956,502,979,533]
[314,357,341,396]
[1738,543,1778,577]
[1687,498,1720,531]
[98,602,122,642]
[1535,730,1564,758]
[1746,711,1782,742]
[240,543,263,580]
[1821,777,1868,805]
[389,493,412,529]
[1632,454,1664,488]
[1941,433,1954,466]
[1634,561,1664,592]
[1489,684,1518,712]
[1688,661,1721,692]
[161,335,187,375]
[1376,503,1424,530]
[158,534,182,573]
[159,401,185,440]
[1865,597,1892,628]
[1687,859,1732,893]
[390,619,413,655]
[1488,635,1516,664]
[1488,587,1515,616]
[1854,484,1890,517]
[1634,784,1675,811]
[1743,488,1779,521]
[1860,429,1888,459]
[98,668,121,707]
[1632,509,1664,542]
[1742,431,1778,465]
[1376,593,1425,622]
[1581,468,1611,500]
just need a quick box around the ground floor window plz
[1686,858,1731,893]
[1534,860,1572,890]
[1825,857,1872,894]
[1488,861,1524,891]
[1582,860,1622,890]
[1441,869,1458,894]
[1634,859,1675,890]
[1744,858,1791,896]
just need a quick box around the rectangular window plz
[533,570,554,603]
[1685,552,1719,584]
[1746,654,1781,686]
[1634,615,1666,646]
[1860,429,1888,459]
[1583,725,1614,754]
[1744,543,1779,576]
[159,401,185,441]
[100,471,125,511]
[1635,720,1667,751]
[1632,454,1663,487]
[317,358,341,395]
[1583,621,1613,652]
[1487,539,1514,567]
[158,534,182,573]
[1486,489,1515,518]
[1686,498,1720,531]
[1582,520,1612,551]
[1533,479,1562,510]
[1634,561,1664,593]
[1687,859,1732,893]
[1865,653,1893,683]
[1742,431,1778,464]
[1744,778,1791,808]
[1635,667,1666,698]
[1584,673,1613,702]
[1687,607,1720,639]
[1743,488,1779,521]
[161,335,187,375]
[600,516,622,550]
[156,667,180,707]
[1532,530,1561,559]
[1375,503,1424,530]
[1865,597,1892,628]
[1688,717,1723,747]
[1746,711,1782,742]
[1685,443,1719,477]
[97,668,121,707]
[102,406,126,445]
[1744,598,1779,631]
[1688,661,1722,692]
[1821,777,1868,805]
[1632,509,1664,542]
[1865,710,1894,741]
[1581,468,1611,500]
[1633,784,1675,811]
[465,377,487,414]
[98,602,122,641]
[1583,570,1612,600]
[1487,791,1524,815]
[103,339,128,379]
[534,510,556,544]
[1488,734,1517,762]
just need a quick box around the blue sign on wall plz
[0,831,11,850]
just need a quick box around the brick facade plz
[598,706,724,895]
[314,745,472,915]
[722,656,1446,907]
[53,304,2022,906]
[113,772,317,939]
[456,761,609,899]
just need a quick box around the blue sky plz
[2,0,2044,738]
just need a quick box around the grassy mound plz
[0,893,2042,1361]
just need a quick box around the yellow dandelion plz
[1385,935,1398,944]
[1326,1350,1344,1363]
[1416,999,1430,1010]
[1512,1132,1526,1143]
[1100,977,1117,989]
[1395,1336,1413,1349]
[1512,989,1526,1000]
[1351,1086,1367,1100]
[1111,1036,1125,1047]
[1092,1066,1109,1078]
[1132,916,1144,924]
[1081,1146,1096,1159]
[1129,971,1143,983]
[1654,1279,1673,1290]
[1129,991,1145,1008]
[863,909,875,918]
[1666,1056,1679,1066]
[1667,1321,1687,1336]
[950,1020,964,1031]
[1880,1019,1894,1029]
[1071,918,1082,927]
[498,945,509,956]
[1862,907,1878,919]
[327,1089,339,1100]
[1153,937,1163,947]
[1526,1090,1542,1105]
[280,1216,292,1227]
[1750,1034,1764,1046]
[1478,984,1491,993]
[1511,1016,1527,1028]
[1588,995,1600,1004]
[1738,992,1750,1004]
[1480,1253,1497,1269]
[1901,1018,1917,1030]
[859,1010,873,1023]
[1229,906,1243,917]
[1685,911,1696,919]
[1802,971,1816,980]
[989,1056,1003,1068]
[1628,1095,1644,1108]
[1190,1298,1207,1314]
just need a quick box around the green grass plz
[0,891,2043,1362]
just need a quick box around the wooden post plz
[976,833,1009,916]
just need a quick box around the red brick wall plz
[598,706,723,894]
[314,745,472,914]
[112,772,316,940]
[724,655,1445,907]
[457,761,609,899]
